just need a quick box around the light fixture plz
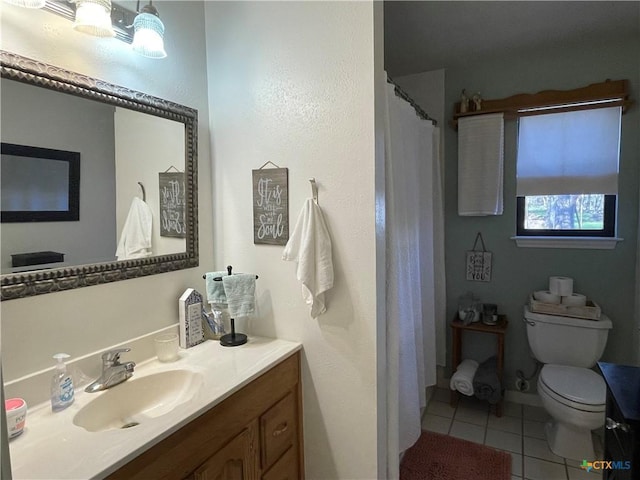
[12,0,168,59]
[73,0,115,38]
[132,1,167,59]
[73,0,116,37]
[2,0,46,8]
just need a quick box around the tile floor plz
[422,388,604,480]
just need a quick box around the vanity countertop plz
[9,336,302,479]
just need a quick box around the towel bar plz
[202,265,259,281]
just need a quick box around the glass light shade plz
[73,0,115,38]
[132,12,167,58]
[2,0,46,8]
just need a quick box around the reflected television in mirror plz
[1,142,80,223]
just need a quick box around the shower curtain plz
[384,81,444,477]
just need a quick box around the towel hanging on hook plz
[163,165,183,173]
[309,178,318,204]
[137,182,146,202]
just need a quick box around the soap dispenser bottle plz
[50,353,74,412]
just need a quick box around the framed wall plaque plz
[465,232,492,282]
[159,171,186,237]
[252,166,289,245]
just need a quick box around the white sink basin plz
[73,369,203,432]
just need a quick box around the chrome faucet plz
[85,348,136,393]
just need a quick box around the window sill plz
[511,236,623,249]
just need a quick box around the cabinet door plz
[262,446,298,480]
[194,423,258,480]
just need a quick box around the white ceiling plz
[384,1,640,76]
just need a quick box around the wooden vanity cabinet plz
[106,351,303,480]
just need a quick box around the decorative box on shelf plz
[528,294,601,320]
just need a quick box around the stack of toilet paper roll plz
[533,276,587,307]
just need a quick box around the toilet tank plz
[524,306,612,368]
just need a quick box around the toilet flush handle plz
[605,417,630,433]
[523,317,536,327]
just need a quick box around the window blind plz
[516,106,621,196]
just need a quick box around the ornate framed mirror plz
[0,51,198,300]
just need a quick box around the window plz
[516,106,621,237]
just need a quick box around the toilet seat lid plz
[540,365,605,406]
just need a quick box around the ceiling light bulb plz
[2,0,46,8]
[132,4,167,59]
[73,0,115,38]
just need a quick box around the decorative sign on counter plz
[179,288,205,348]
[159,171,186,238]
[252,165,289,245]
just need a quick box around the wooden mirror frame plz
[0,51,199,300]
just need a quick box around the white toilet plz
[524,306,612,460]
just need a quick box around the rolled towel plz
[449,359,479,396]
[473,356,502,404]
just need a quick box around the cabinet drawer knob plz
[272,422,289,437]
[605,417,630,433]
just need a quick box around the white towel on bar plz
[115,197,153,260]
[282,198,334,318]
[458,113,504,216]
[449,359,479,396]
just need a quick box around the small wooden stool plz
[450,315,508,416]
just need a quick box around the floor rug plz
[400,430,511,480]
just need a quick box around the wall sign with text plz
[252,167,289,245]
[159,171,186,238]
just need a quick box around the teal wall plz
[444,34,640,390]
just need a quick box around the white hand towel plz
[458,113,504,216]
[222,274,256,318]
[115,197,153,260]
[449,359,479,396]
[282,198,334,318]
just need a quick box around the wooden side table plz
[450,315,508,417]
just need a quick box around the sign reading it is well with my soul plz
[252,167,289,245]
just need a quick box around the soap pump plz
[50,353,75,412]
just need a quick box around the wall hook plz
[309,178,318,204]
[137,182,146,202]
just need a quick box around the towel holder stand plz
[202,265,259,347]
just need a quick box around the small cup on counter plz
[154,333,180,362]
[5,397,27,439]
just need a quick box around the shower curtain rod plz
[387,76,438,126]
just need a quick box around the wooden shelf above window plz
[450,79,632,128]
